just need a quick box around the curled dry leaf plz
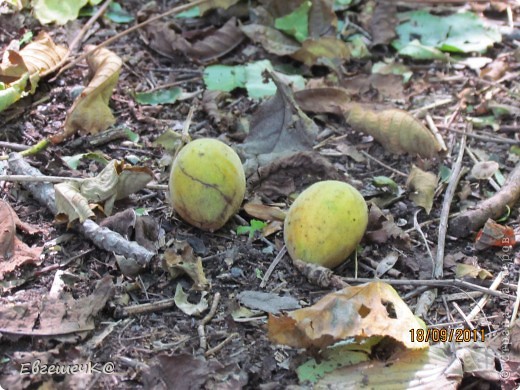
[0,32,67,111]
[0,200,44,281]
[55,160,154,224]
[187,17,245,63]
[370,0,397,46]
[406,165,438,214]
[163,240,209,290]
[51,46,122,144]
[243,202,287,221]
[241,73,318,175]
[268,281,428,350]
[138,3,243,63]
[344,104,441,158]
[294,87,352,115]
[366,202,411,247]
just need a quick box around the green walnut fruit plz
[284,180,368,269]
[169,138,245,232]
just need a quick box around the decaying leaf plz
[0,275,114,338]
[55,160,154,223]
[474,219,516,250]
[163,240,209,290]
[365,203,411,247]
[52,46,122,143]
[292,36,350,66]
[370,0,397,46]
[308,0,337,38]
[406,165,438,214]
[0,32,67,111]
[455,263,493,279]
[187,18,245,63]
[248,151,342,198]
[241,24,301,56]
[237,291,301,314]
[268,281,428,350]
[241,73,318,175]
[294,87,352,116]
[344,104,441,158]
[138,3,243,63]
[244,202,287,221]
[313,342,499,388]
[0,200,43,281]
[195,0,241,15]
[54,181,95,224]
[174,284,208,316]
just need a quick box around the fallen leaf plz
[247,151,342,198]
[163,240,209,290]
[370,0,397,46]
[375,251,399,278]
[308,0,337,38]
[237,291,301,314]
[315,342,499,388]
[241,24,301,56]
[455,263,493,279]
[55,160,154,223]
[365,203,411,247]
[268,281,428,350]
[0,275,114,338]
[243,202,286,221]
[475,219,516,250]
[406,165,438,214]
[0,200,44,281]
[187,17,245,62]
[241,73,318,174]
[52,46,122,143]
[174,284,208,316]
[292,36,350,66]
[480,57,509,81]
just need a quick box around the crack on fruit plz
[178,164,233,205]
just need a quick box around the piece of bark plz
[449,163,520,237]
[7,153,154,266]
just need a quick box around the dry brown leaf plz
[0,32,67,81]
[0,200,44,281]
[268,281,428,350]
[194,0,241,15]
[51,46,122,144]
[243,202,286,221]
[344,104,441,158]
[370,0,397,46]
[240,24,301,56]
[365,202,411,247]
[480,57,509,81]
[294,87,352,116]
[0,275,114,338]
[308,0,336,38]
[188,17,245,62]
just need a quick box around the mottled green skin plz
[284,181,368,269]
[169,139,245,232]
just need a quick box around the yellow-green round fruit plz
[284,180,368,269]
[169,138,245,232]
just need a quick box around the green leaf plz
[19,31,34,46]
[62,152,109,170]
[0,73,29,112]
[176,6,200,18]
[105,2,134,23]
[203,60,305,99]
[438,165,452,184]
[123,128,139,143]
[372,176,399,194]
[393,11,501,55]
[32,0,89,25]
[237,219,268,239]
[134,87,182,105]
[397,40,448,61]
[274,1,311,43]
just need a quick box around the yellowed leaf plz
[268,281,428,350]
[163,240,209,290]
[344,104,441,158]
[406,165,438,214]
[52,46,122,143]
[192,0,240,15]
[291,37,350,66]
[54,181,95,224]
